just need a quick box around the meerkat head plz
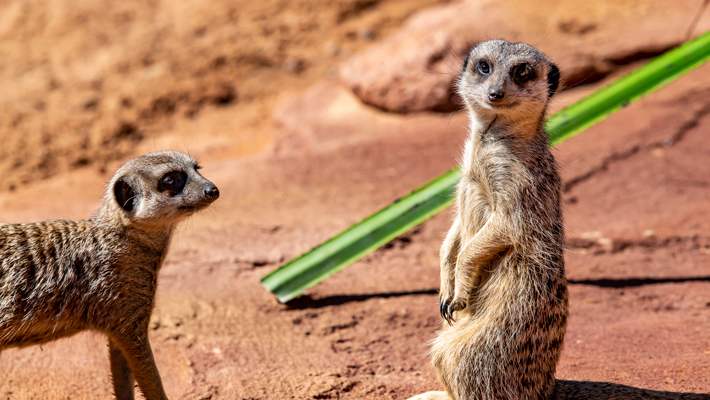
[106,151,219,227]
[458,40,560,121]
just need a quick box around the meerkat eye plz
[477,60,490,75]
[513,64,534,85]
[158,171,187,195]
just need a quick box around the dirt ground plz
[1,0,710,399]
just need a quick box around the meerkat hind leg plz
[112,332,168,400]
[407,391,452,400]
[109,338,135,400]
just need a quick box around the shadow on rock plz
[285,276,710,309]
[285,289,438,310]
[555,380,710,399]
[568,276,710,288]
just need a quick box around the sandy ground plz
[1,0,710,399]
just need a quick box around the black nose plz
[204,186,219,200]
[488,88,505,102]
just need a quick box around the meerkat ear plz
[547,64,560,98]
[461,54,470,74]
[114,178,136,212]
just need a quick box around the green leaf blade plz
[261,169,460,303]
[547,31,710,145]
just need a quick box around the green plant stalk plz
[547,32,710,144]
[262,31,710,303]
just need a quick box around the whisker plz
[686,0,710,40]
[437,35,465,65]
[442,111,457,146]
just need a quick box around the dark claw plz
[447,302,455,324]
[439,295,453,324]
[445,299,465,325]
[439,297,447,319]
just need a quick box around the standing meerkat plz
[408,40,710,400]
[409,39,567,400]
[0,151,219,400]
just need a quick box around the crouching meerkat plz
[0,151,219,400]
[408,40,710,400]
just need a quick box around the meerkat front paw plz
[439,293,453,324]
[444,291,468,323]
[441,294,466,325]
[439,280,456,323]
[438,262,457,324]
[447,297,467,321]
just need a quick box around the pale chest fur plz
[456,134,526,245]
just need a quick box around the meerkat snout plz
[204,186,220,199]
[487,86,505,102]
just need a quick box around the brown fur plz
[0,151,219,400]
[408,40,710,400]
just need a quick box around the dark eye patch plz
[114,178,136,211]
[461,54,470,74]
[512,63,535,86]
[547,64,560,97]
[477,59,491,75]
[158,171,187,195]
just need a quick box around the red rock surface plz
[1,1,710,399]
[340,0,710,113]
